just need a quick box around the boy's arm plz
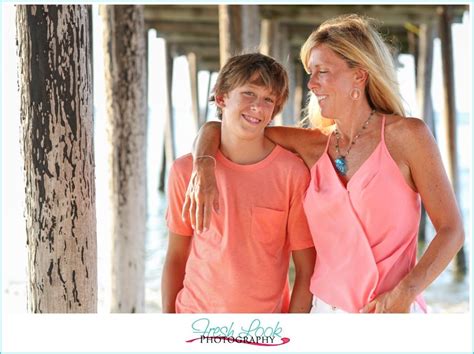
[161,232,192,313]
[289,247,316,313]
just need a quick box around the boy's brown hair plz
[211,53,289,120]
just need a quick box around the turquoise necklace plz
[334,109,376,176]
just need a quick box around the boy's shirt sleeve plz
[166,158,194,237]
[287,166,314,251]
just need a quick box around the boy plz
[162,53,315,313]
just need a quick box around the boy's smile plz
[241,113,262,125]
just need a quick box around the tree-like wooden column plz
[17,4,97,313]
[102,5,147,312]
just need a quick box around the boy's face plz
[217,82,276,140]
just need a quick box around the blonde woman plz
[182,14,464,313]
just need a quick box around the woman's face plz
[306,44,360,119]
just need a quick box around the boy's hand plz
[289,247,316,313]
[182,158,219,233]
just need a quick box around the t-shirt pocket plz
[250,206,286,256]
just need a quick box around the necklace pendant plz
[335,156,347,176]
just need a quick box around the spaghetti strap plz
[380,115,386,143]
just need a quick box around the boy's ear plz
[215,94,226,108]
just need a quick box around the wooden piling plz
[218,5,242,67]
[17,4,97,313]
[416,22,436,244]
[438,5,466,276]
[159,42,176,192]
[203,71,213,123]
[102,5,147,313]
[242,5,261,51]
[187,52,201,129]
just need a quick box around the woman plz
[182,14,464,313]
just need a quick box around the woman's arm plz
[182,122,222,233]
[362,118,464,313]
[264,126,317,157]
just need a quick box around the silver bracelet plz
[195,155,217,167]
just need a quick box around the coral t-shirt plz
[166,145,314,313]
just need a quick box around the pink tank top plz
[303,116,427,313]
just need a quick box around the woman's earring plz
[350,88,361,100]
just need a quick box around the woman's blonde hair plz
[300,14,405,128]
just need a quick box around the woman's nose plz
[307,74,318,91]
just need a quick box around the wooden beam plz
[156,33,218,45]
[172,43,219,58]
[262,5,466,26]
[148,21,218,37]
[144,5,217,23]
[144,5,467,58]
[144,5,467,32]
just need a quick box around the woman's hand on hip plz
[360,286,414,313]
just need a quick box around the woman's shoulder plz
[383,114,436,165]
[384,114,431,141]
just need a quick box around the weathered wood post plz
[218,5,242,66]
[102,5,147,312]
[280,25,296,126]
[187,52,202,128]
[17,4,97,313]
[261,17,284,125]
[260,18,281,59]
[242,5,261,51]
[158,42,176,192]
[203,71,213,123]
[294,61,309,124]
[219,5,261,66]
[438,5,466,276]
[416,21,436,245]
[417,22,436,135]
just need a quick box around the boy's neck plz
[219,132,275,165]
